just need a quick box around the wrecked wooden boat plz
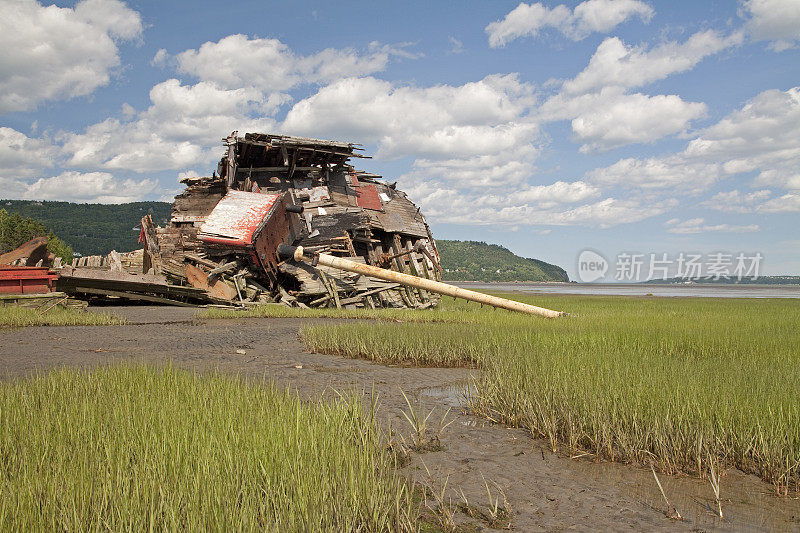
[139,132,444,309]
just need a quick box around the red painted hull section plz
[0,266,58,294]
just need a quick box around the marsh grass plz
[480,476,513,529]
[399,390,454,453]
[0,305,124,328]
[302,294,800,491]
[0,365,416,531]
[419,465,456,532]
[200,302,481,324]
[651,464,682,520]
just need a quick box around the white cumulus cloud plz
[589,87,800,193]
[685,87,800,190]
[535,30,732,152]
[22,171,157,203]
[704,189,800,213]
[282,74,538,160]
[407,180,671,227]
[664,217,759,234]
[172,34,414,91]
[486,0,653,47]
[571,93,707,152]
[702,189,772,212]
[758,192,800,212]
[562,31,737,95]
[740,0,800,51]
[408,148,540,189]
[0,127,58,180]
[61,79,283,172]
[0,0,142,112]
[590,157,721,193]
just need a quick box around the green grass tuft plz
[0,365,416,531]
[0,305,125,328]
[200,302,480,324]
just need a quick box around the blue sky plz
[1,0,799,279]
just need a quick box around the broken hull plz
[149,132,442,309]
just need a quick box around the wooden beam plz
[337,284,401,305]
[320,271,341,309]
[183,253,217,269]
[308,294,332,307]
[68,286,197,307]
[391,234,419,306]
[207,261,238,280]
[406,240,431,301]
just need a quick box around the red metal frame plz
[0,266,58,294]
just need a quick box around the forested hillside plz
[437,240,568,282]
[1,200,171,256]
[0,209,73,261]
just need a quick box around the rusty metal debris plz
[0,237,86,309]
[0,237,57,296]
[0,265,58,295]
[59,132,444,309]
[0,236,52,267]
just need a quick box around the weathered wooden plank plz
[320,270,341,308]
[391,234,419,306]
[338,283,401,305]
[308,294,332,307]
[68,286,198,307]
[184,253,218,269]
[207,261,238,279]
[407,241,431,300]
[185,263,238,301]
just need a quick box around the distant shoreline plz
[448,281,798,288]
[444,280,572,284]
[448,281,800,299]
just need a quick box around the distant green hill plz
[0,200,171,256]
[437,240,568,282]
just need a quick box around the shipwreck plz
[61,132,444,310]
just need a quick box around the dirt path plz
[1,307,797,531]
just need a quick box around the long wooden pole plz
[282,245,565,318]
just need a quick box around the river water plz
[449,282,800,299]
